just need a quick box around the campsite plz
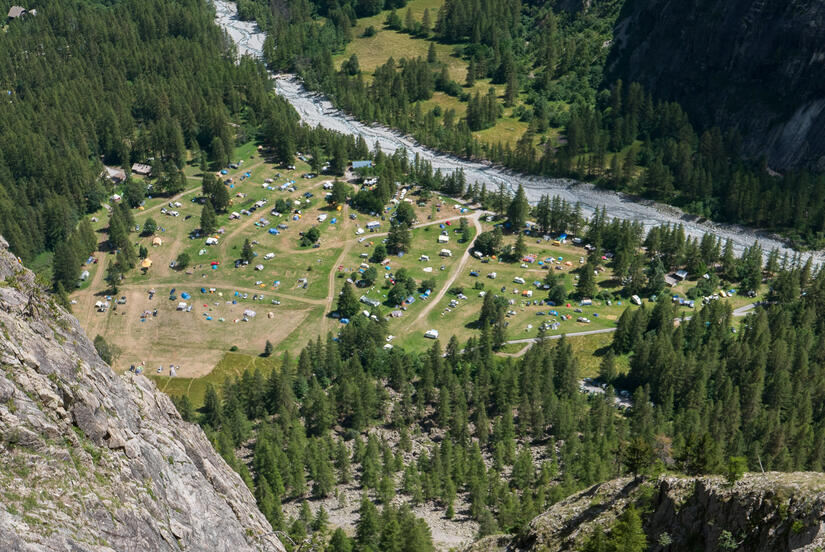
[72,138,760,389]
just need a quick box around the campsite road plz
[407,212,483,328]
[322,204,353,334]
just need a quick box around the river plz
[212,0,823,265]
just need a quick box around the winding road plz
[212,0,824,267]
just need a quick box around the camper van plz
[513,277,526,284]
[439,249,452,257]
[424,329,439,339]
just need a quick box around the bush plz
[363,25,376,37]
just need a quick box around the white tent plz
[177,302,187,310]
[243,309,257,318]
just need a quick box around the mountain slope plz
[466,473,825,552]
[0,236,284,551]
[607,0,825,171]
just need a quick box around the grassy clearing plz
[150,351,280,408]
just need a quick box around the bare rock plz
[0,236,284,552]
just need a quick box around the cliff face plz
[466,473,825,552]
[0,236,284,552]
[607,0,825,171]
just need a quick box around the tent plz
[152,237,163,246]
[243,309,257,318]
[180,292,191,299]
[140,259,152,269]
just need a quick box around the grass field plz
[332,0,546,150]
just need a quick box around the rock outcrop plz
[466,473,825,551]
[607,0,825,172]
[0,235,284,551]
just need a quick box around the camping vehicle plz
[424,329,439,339]
[577,317,590,323]
[264,253,275,260]
[631,295,642,306]
[580,299,592,306]
[488,272,497,279]
[439,249,452,257]
[513,277,526,284]
[419,254,430,261]
[437,234,449,243]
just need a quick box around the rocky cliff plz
[607,0,825,172]
[466,473,825,551]
[0,235,284,551]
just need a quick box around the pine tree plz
[608,506,647,552]
[507,184,529,232]
[421,8,432,36]
[52,239,81,291]
[513,232,526,260]
[337,282,360,318]
[200,199,217,235]
[241,238,255,263]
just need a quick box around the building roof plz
[131,163,152,175]
[103,166,126,182]
[8,6,26,18]
[352,160,372,169]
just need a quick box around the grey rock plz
[0,236,284,552]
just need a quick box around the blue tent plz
[201,288,206,293]
[180,292,190,299]
[269,228,279,235]
[220,169,228,175]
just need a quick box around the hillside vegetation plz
[237,0,825,249]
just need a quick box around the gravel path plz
[212,0,824,266]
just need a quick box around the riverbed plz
[212,0,823,265]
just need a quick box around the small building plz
[352,160,373,169]
[664,275,679,287]
[675,269,689,281]
[7,5,26,19]
[101,166,126,184]
[131,163,152,176]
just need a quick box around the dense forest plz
[0,0,273,262]
[235,0,825,249]
[172,204,825,550]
